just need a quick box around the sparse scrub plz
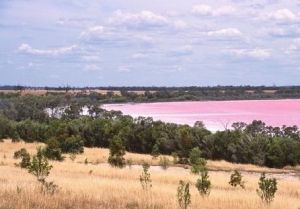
[159,156,170,170]
[256,173,277,204]
[229,170,245,189]
[26,147,58,195]
[14,148,31,168]
[0,140,299,209]
[196,168,211,197]
[139,162,152,190]
[177,180,191,209]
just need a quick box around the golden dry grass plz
[0,140,299,209]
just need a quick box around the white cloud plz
[268,26,300,38]
[81,55,101,62]
[132,53,148,59]
[18,62,42,70]
[192,4,236,16]
[206,28,242,37]
[173,20,188,30]
[165,65,185,73]
[18,43,77,56]
[109,10,168,29]
[285,39,300,54]
[169,45,193,57]
[118,66,131,72]
[229,48,271,59]
[83,64,101,72]
[264,9,298,23]
[80,25,155,47]
[80,26,106,39]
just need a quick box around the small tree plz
[108,136,126,168]
[177,180,191,209]
[159,156,170,170]
[27,147,52,182]
[14,148,31,168]
[257,173,277,204]
[26,147,58,195]
[139,162,152,190]
[229,170,245,189]
[189,147,206,174]
[196,168,211,197]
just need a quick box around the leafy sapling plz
[139,162,152,190]
[196,168,211,197]
[177,180,191,209]
[229,170,245,189]
[257,173,277,204]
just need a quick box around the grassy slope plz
[0,140,299,209]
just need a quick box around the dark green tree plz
[108,136,126,168]
[189,147,206,174]
[14,148,31,168]
[196,169,211,197]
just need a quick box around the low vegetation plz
[256,173,278,204]
[177,180,191,209]
[0,140,299,209]
[229,170,245,189]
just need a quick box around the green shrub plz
[256,173,277,204]
[159,156,170,170]
[0,116,19,140]
[14,148,31,168]
[108,136,126,168]
[177,180,191,209]
[26,147,58,195]
[139,162,152,190]
[229,170,245,189]
[27,147,52,182]
[44,138,64,161]
[196,169,211,197]
[60,135,84,154]
[189,147,206,174]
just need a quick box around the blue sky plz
[1,0,300,86]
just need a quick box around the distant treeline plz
[2,85,300,103]
[2,85,300,91]
[0,94,299,168]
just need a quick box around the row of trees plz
[1,113,299,168]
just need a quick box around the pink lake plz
[103,100,300,131]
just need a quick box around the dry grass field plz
[0,139,299,209]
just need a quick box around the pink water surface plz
[103,100,300,131]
